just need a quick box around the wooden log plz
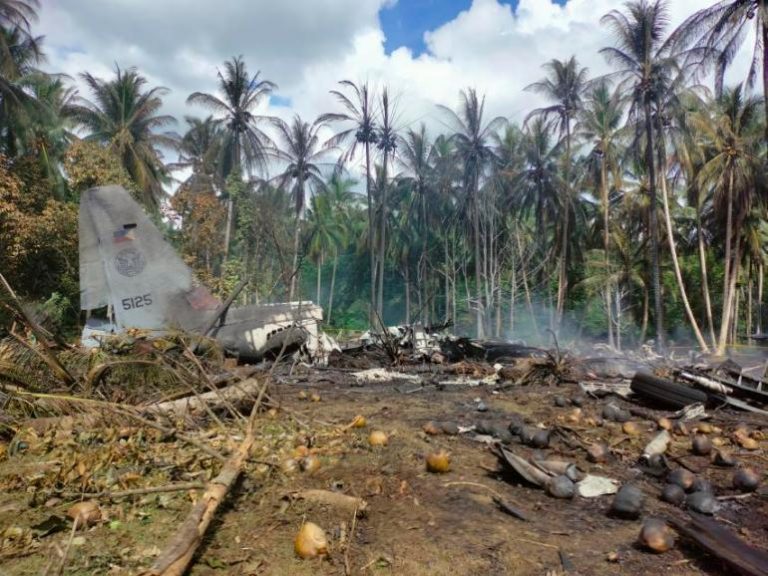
[58,482,205,501]
[286,489,367,515]
[144,377,263,418]
[669,513,768,576]
[140,380,269,576]
[630,372,708,409]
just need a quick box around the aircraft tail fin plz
[79,185,220,331]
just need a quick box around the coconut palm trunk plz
[404,264,411,324]
[365,142,375,325]
[472,170,484,338]
[696,202,717,347]
[658,143,710,352]
[758,262,764,334]
[600,157,614,347]
[444,237,451,322]
[644,96,664,351]
[223,197,233,261]
[328,247,338,325]
[421,188,428,325]
[377,150,388,318]
[509,263,516,334]
[289,180,304,301]
[556,122,572,327]
[717,171,737,355]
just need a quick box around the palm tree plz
[0,0,39,78]
[318,80,378,324]
[693,84,762,353]
[513,117,562,267]
[22,73,77,197]
[321,174,356,323]
[375,87,397,317]
[672,103,718,346]
[526,56,589,326]
[670,0,768,154]
[307,188,345,306]
[654,81,712,352]
[187,56,276,258]
[0,25,43,155]
[399,123,433,324]
[428,133,461,324]
[269,115,329,301]
[70,66,177,208]
[600,0,679,350]
[187,56,276,179]
[577,81,626,346]
[169,115,223,193]
[439,88,506,337]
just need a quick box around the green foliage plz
[64,139,136,197]
[40,292,72,332]
[68,66,177,208]
[0,155,79,332]
[3,0,768,352]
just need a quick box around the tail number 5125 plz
[122,293,153,310]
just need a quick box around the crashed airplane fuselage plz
[79,185,326,361]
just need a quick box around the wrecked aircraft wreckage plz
[78,185,335,361]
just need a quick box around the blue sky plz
[380,0,568,55]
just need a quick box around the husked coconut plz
[294,522,328,558]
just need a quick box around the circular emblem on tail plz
[114,247,146,277]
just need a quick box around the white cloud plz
[37,0,755,158]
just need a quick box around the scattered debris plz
[1,289,766,574]
[353,368,421,384]
[576,475,619,498]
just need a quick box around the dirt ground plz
[1,354,767,575]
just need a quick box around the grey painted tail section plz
[79,185,220,331]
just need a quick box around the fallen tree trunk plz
[630,372,708,409]
[144,377,263,418]
[140,379,268,576]
[286,489,368,515]
[669,513,768,576]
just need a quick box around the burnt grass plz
[1,352,767,575]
